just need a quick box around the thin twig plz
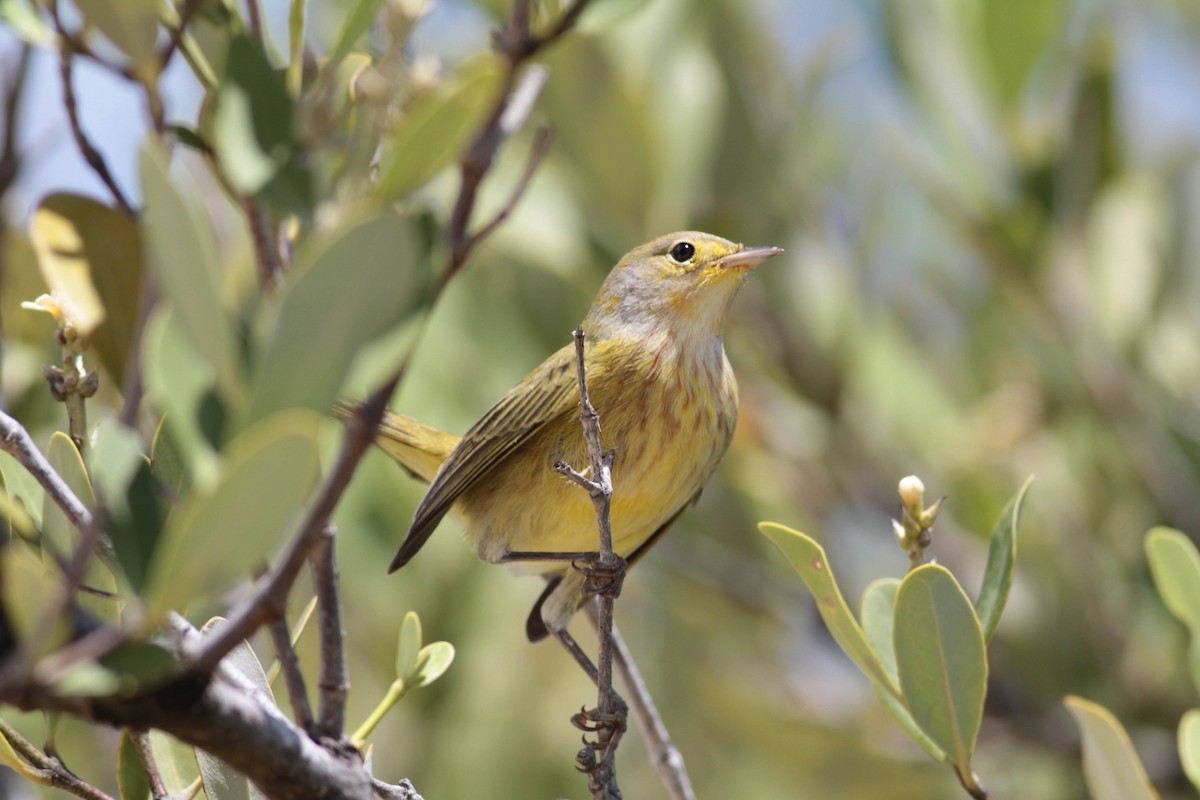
[189,374,401,674]
[129,730,170,800]
[442,0,592,283]
[0,716,114,800]
[555,326,625,800]
[242,196,282,291]
[54,40,134,215]
[0,411,93,531]
[312,524,349,739]
[588,607,696,800]
[159,0,206,71]
[267,615,314,733]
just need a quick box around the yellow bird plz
[359,232,781,641]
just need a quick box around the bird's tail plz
[334,401,458,484]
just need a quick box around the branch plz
[0,411,93,532]
[0,716,113,800]
[129,730,170,800]
[312,524,349,739]
[266,615,313,733]
[53,37,134,215]
[555,326,626,800]
[189,375,400,673]
[589,608,696,800]
[441,0,593,284]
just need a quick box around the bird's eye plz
[669,242,696,263]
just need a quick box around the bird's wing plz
[390,340,597,571]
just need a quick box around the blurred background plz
[3,0,1200,797]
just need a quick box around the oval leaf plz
[861,579,948,763]
[29,195,109,339]
[975,475,1033,642]
[74,0,159,77]
[894,565,987,774]
[1145,527,1200,693]
[1180,709,1200,792]
[241,211,428,427]
[376,55,506,202]
[411,641,454,688]
[91,420,164,595]
[327,0,387,66]
[212,33,295,195]
[395,611,421,680]
[759,522,900,698]
[144,410,322,617]
[140,141,241,405]
[149,730,202,795]
[118,730,152,800]
[1064,695,1159,800]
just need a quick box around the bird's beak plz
[720,245,784,271]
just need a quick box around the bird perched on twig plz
[346,231,782,641]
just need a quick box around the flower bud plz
[898,475,925,512]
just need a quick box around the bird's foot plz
[573,552,627,600]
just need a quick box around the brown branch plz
[128,730,170,800]
[555,326,626,800]
[589,608,696,800]
[266,615,313,733]
[0,411,93,532]
[441,0,592,285]
[241,196,282,291]
[189,374,401,674]
[0,716,114,800]
[312,524,349,739]
[53,39,134,215]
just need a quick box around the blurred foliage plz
[2,0,1200,797]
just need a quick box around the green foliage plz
[761,478,1029,794]
[1063,696,1159,800]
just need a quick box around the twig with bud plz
[893,475,943,570]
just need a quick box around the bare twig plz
[554,326,626,800]
[242,196,282,291]
[53,39,134,215]
[312,524,349,739]
[588,607,696,800]
[0,411,93,532]
[129,730,170,800]
[0,716,114,800]
[442,0,593,283]
[267,615,313,733]
[190,374,400,674]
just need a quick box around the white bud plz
[898,475,925,510]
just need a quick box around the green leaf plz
[1,543,68,656]
[144,410,322,618]
[140,141,241,406]
[0,0,52,46]
[148,730,202,796]
[73,0,160,78]
[53,662,122,696]
[142,308,222,491]
[894,565,987,779]
[91,421,164,594]
[149,415,187,499]
[1145,527,1200,693]
[0,467,36,540]
[395,611,421,679]
[860,579,948,763]
[0,452,42,529]
[758,522,900,698]
[43,434,117,622]
[29,194,144,385]
[1064,695,1160,800]
[212,33,295,195]
[98,640,178,694]
[410,641,454,688]
[241,211,429,427]
[118,730,152,800]
[376,55,506,202]
[29,194,110,339]
[327,0,386,66]
[0,718,38,779]
[975,476,1032,642]
[1180,709,1200,793]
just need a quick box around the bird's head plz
[584,231,782,340]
